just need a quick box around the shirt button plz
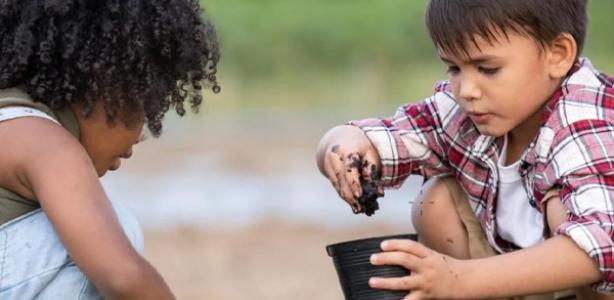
[529,200,537,208]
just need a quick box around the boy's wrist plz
[451,257,516,299]
[449,258,472,299]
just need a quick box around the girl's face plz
[72,103,145,177]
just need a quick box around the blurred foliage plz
[203,1,431,75]
[200,0,614,113]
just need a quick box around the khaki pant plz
[442,177,575,300]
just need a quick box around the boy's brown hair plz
[426,0,588,57]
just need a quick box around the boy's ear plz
[547,33,577,79]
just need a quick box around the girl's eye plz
[446,66,460,75]
[478,67,499,75]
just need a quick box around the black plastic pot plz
[326,234,418,300]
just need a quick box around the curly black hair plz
[0,0,220,136]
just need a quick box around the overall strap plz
[0,88,57,224]
[0,106,60,124]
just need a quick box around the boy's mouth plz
[468,112,492,124]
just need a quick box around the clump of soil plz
[358,175,380,216]
[350,158,382,216]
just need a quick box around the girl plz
[0,0,220,299]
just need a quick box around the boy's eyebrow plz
[439,55,500,65]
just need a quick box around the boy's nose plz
[458,76,482,102]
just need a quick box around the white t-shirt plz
[495,135,544,248]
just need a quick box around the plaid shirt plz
[350,58,614,292]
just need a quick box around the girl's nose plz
[120,149,133,159]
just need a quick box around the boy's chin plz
[474,124,507,138]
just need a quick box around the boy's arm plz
[349,86,455,188]
[370,235,601,299]
[0,117,174,299]
[539,119,614,293]
[371,119,614,298]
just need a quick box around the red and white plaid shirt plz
[351,58,614,292]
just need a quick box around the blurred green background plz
[202,0,614,116]
[111,2,614,299]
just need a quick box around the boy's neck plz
[505,105,546,165]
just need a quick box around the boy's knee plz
[412,176,474,258]
[411,176,458,232]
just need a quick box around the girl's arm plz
[0,117,175,300]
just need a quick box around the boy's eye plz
[478,67,499,75]
[446,66,460,75]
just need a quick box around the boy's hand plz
[316,125,383,213]
[369,239,463,300]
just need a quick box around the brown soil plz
[143,221,411,300]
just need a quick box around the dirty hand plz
[369,239,464,300]
[316,125,383,213]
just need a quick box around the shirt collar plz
[467,59,589,162]
[522,57,602,168]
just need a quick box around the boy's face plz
[438,31,562,138]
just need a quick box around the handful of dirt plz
[358,176,380,216]
[354,161,382,216]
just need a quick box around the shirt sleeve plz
[348,84,454,188]
[546,119,614,293]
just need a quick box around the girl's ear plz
[547,32,577,79]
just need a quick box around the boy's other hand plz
[316,125,382,213]
[369,239,463,300]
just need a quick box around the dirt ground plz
[143,221,413,300]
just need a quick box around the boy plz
[316,0,614,299]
